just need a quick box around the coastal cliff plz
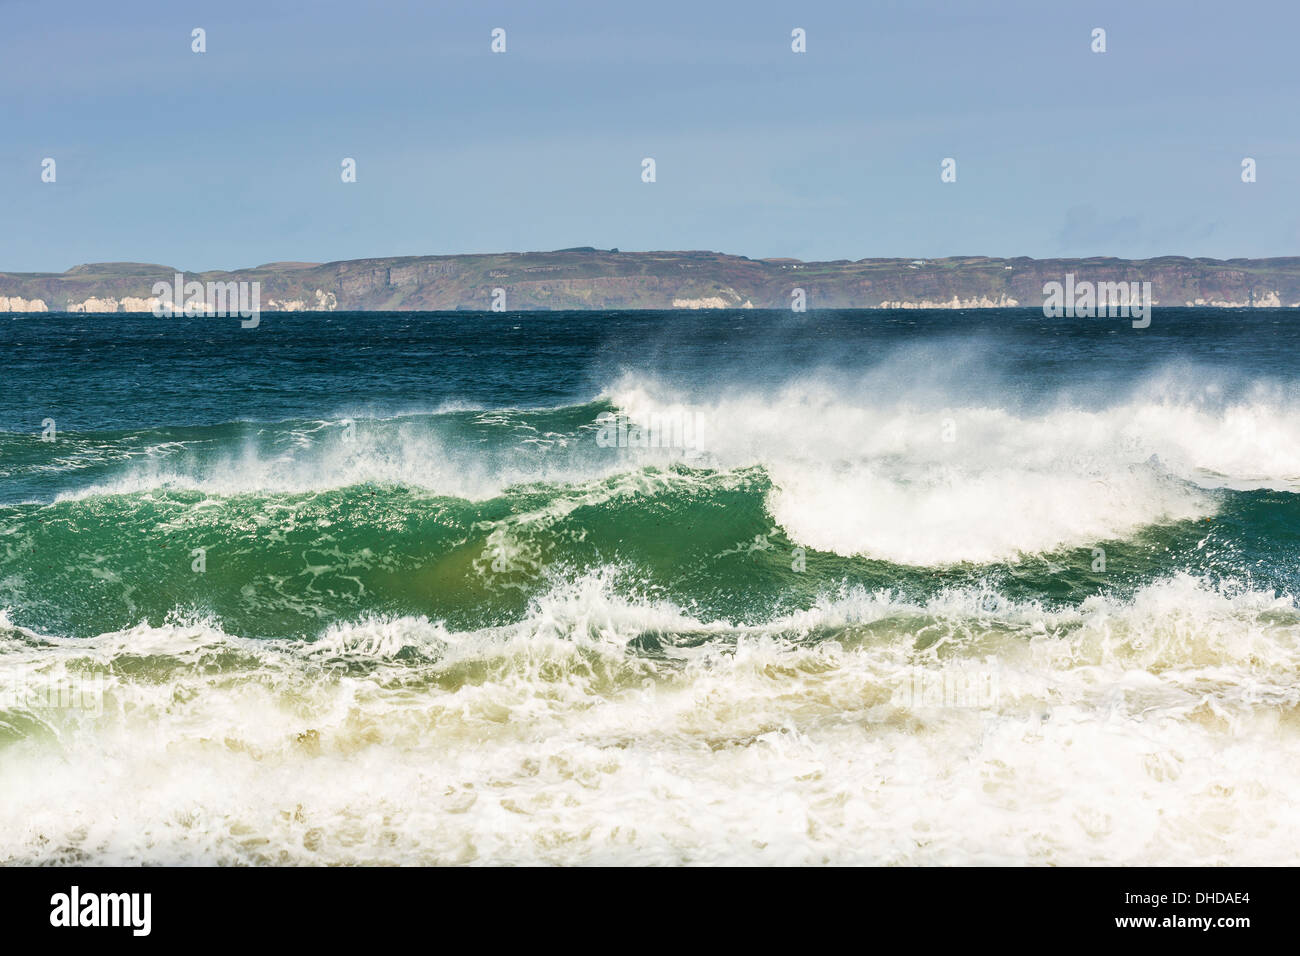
[3,249,1300,312]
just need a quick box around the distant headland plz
[3,249,1299,312]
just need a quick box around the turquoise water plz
[2,309,1299,864]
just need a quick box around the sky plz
[2,0,1298,272]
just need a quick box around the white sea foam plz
[52,413,615,503]
[1,572,1298,865]
[610,372,1300,564]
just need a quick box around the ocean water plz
[2,308,1299,865]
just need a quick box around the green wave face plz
[4,445,1298,639]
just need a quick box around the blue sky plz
[2,0,1298,271]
